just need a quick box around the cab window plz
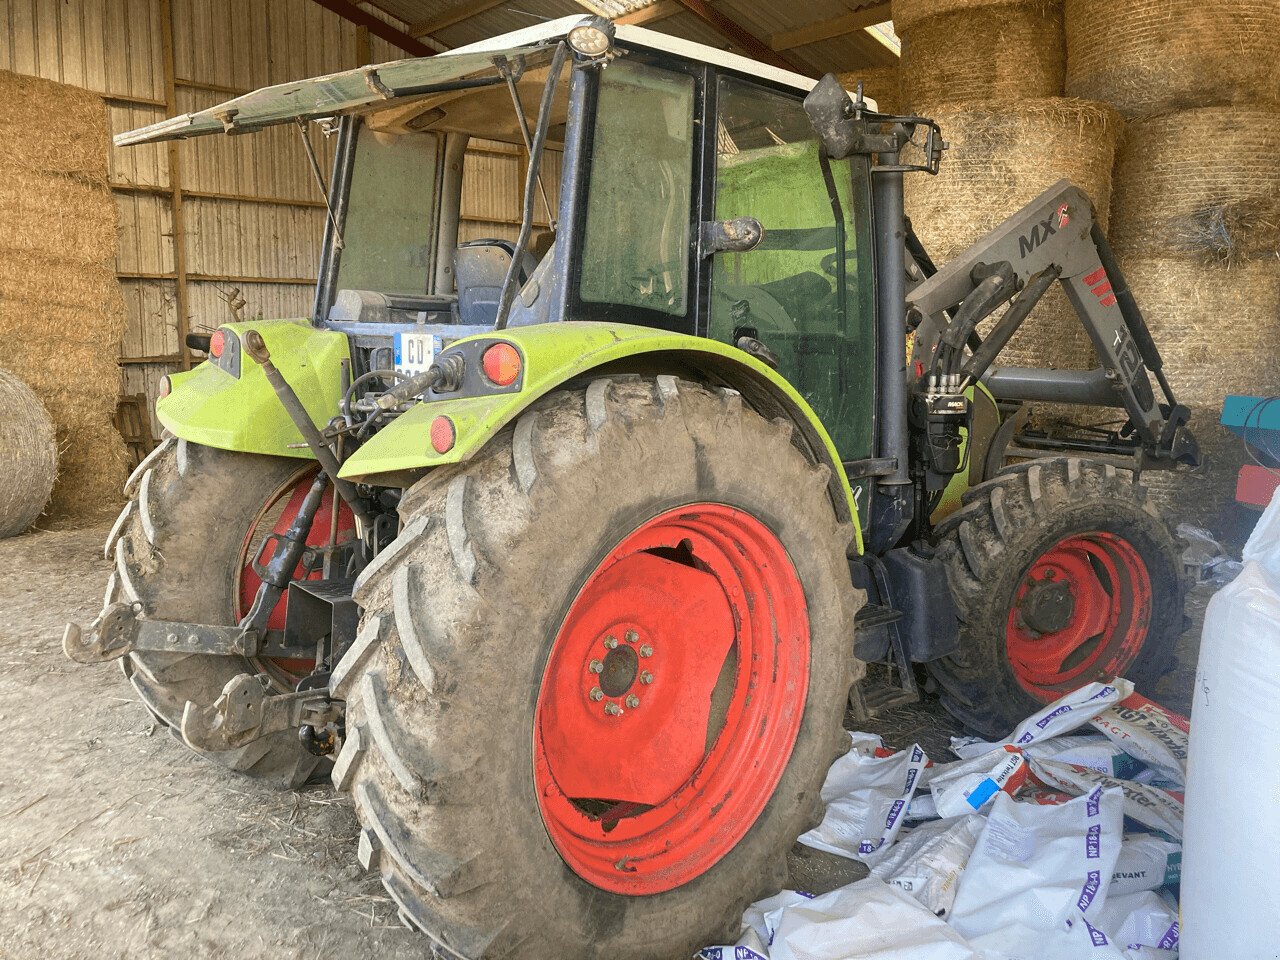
[578,59,696,320]
[335,123,440,296]
[711,77,876,461]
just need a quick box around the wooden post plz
[158,0,193,371]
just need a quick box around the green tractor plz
[67,15,1198,958]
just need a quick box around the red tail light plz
[482,342,521,386]
[209,329,225,358]
[430,415,455,454]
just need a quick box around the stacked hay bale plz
[1066,0,1280,538]
[0,71,128,526]
[895,0,1122,374]
[0,369,58,538]
[837,67,904,116]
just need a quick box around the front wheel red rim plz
[533,503,810,895]
[1006,530,1152,699]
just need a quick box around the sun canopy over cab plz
[114,15,830,148]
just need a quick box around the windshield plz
[317,59,571,321]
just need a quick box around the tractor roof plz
[116,15,832,148]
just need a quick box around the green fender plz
[339,322,863,552]
[155,318,350,458]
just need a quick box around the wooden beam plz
[769,3,893,51]
[307,0,436,55]
[616,1,683,26]
[669,0,804,73]
[408,0,507,38]
[158,0,193,372]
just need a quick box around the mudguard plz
[339,322,863,550]
[155,319,349,459]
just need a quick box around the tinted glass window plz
[579,60,695,318]
[336,125,440,296]
[712,78,876,461]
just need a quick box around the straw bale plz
[46,415,128,526]
[1065,0,1280,118]
[1121,256,1280,540]
[893,0,1061,33]
[836,67,904,116]
[0,368,57,538]
[0,169,119,267]
[902,3,1065,109]
[1110,106,1280,264]
[0,70,110,178]
[905,98,1120,368]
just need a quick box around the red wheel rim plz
[1005,531,1152,699]
[533,503,810,895]
[235,468,357,687]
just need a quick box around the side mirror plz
[701,217,763,256]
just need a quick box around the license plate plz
[394,332,442,377]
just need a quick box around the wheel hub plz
[534,503,810,895]
[1005,531,1152,699]
[1019,576,1075,634]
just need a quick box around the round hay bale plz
[1065,0,1280,118]
[1110,106,1280,264]
[905,98,1121,368]
[893,0,1060,33]
[902,3,1065,109]
[0,368,57,538]
[1121,256,1280,540]
[836,66,903,116]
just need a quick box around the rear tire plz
[105,439,335,788]
[928,457,1186,738]
[333,376,862,959]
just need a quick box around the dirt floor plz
[0,523,1209,959]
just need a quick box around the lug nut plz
[625,694,640,709]
[589,686,604,701]
[639,644,653,658]
[588,659,604,674]
[639,670,654,685]
[625,630,638,644]
[603,635,619,649]
[604,702,622,716]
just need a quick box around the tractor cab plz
[121,14,883,469]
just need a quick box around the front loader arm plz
[908,180,1198,468]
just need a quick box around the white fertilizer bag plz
[1094,890,1180,953]
[929,747,1029,818]
[948,785,1124,951]
[1028,758,1184,839]
[868,815,985,917]
[1089,694,1189,785]
[1110,835,1181,896]
[767,878,980,960]
[950,680,1135,759]
[1182,487,1280,959]
[698,890,815,959]
[799,741,929,860]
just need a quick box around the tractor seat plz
[454,239,538,327]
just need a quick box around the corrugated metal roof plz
[365,0,897,77]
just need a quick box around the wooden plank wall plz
[0,0,549,432]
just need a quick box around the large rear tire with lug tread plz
[333,376,863,959]
[928,457,1186,738]
[105,438,351,788]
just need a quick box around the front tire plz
[334,376,862,959]
[928,457,1186,738]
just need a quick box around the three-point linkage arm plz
[908,179,1199,468]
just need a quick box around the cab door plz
[707,76,878,466]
